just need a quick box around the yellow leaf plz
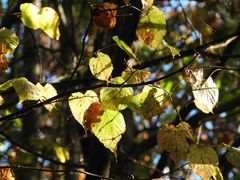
[53,145,70,163]
[0,168,15,180]
[121,68,151,84]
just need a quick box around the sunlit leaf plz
[121,68,151,84]
[0,77,41,103]
[0,54,9,72]
[91,109,126,156]
[36,83,57,112]
[84,102,102,130]
[89,52,113,81]
[182,68,198,86]
[90,2,117,29]
[187,145,219,180]
[68,91,99,131]
[20,3,60,40]
[112,36,138,60]
[53,145,70,163]
[212,167,224,180]
[225,145,240,169]
[100,84,133,111]
[136,6,166,49]
[128,85,164,119]
[0,96,4,105]
[141,0,154,12]
[0,28,19,55]
[193,77,219,113]
[0,168,15,180]
[163,39,180,58]
[157,122,193,163]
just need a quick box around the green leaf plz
[112,36,138,60]
[121,68,151,84]
[128,85,164,118]
[68,91,99,131]
[0,28,19,55]
[89,52,113,81]
[157,122,193,163]
[36,83,57,112]
[136,6,166,49]
[20,3,60,40]
[91,109,126,156]
[0,77,41,103]
[100,86,133,111]
[163,39,180,58]
[53,145,70,163]
[212,167,224,180]
[225,145,240,169]
[187,145,219,180]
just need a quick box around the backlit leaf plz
[187,145,219,180]
[91,109,126,156]
[112,36,138,60]
[84,102,102,130]
[163,39,180,58]
[20,3,60,40]
[157,122,193,163]
[136,6,166,49]
[225,145,240,169]
[91,2,117,29]
[141,0,154,12]
[128,85,164,118]
[0,54,9,72]
[212,167,224,180]
[0,168,15,180]
[121,68,151,84]
[89,52,113,81]
[36,83,57,112]
[0,77,41,103]
[0,28,19,55]
[53,145,70,163]
[193,77,219,113]
[100,85,133,111]
[68,91,99,131]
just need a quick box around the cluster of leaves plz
[0,1,239,179]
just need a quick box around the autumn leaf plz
[91,109,126,156]
[0,168,15,180]
[128,85,164,119]
[0,77,41,103]
[157,122,193,163]
[91,2,117,29]
[89,52,113,81]
[35,83,57,112]
[121,68,151,84]
[68,91,99,131]
[84,102,102,130]
[136,6,166,49]
[20,3,60,40]
[187,145,219,180]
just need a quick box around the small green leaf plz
[128,85,164,118]
[20,3,60,40]
[68,91,99,131]
[100,86,133,110]
[187,145,219,180]
[0,28,19,55]
[136,6,166,49]
[121,68,151,84]
[89,52,113,81]
[92,109,126,156]
[112,36,138,60]
[36,83,57,112]
[0,77,41,103]
[163,39,180,58]
[53,145,70,163]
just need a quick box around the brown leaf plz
[0,168,15,180]
[91,2,117,29]
[0,43,10,72]
[157,122,194,163]
[84,102,102,130]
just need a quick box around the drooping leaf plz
[20,3,60,40]
[128,85,164,119]
[0,77,41,103]
[35,83,57,112]
[91,109,126,156]
[163,39,180,58]
[0,28,19,55]
[193,76,219,113]
[89,52,113,81]
[136,6,166,49]
[68,90,99,131]
[187,145,219,180]
[53,145,70,163]
[100,84,133,111]
[112,36,138,60]
[121,68,151,84]
[225,145,240,169]
[90,2,117,29]
[0,168,15,180]
[157,122,194,163]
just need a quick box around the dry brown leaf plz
[84,102,102,130]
